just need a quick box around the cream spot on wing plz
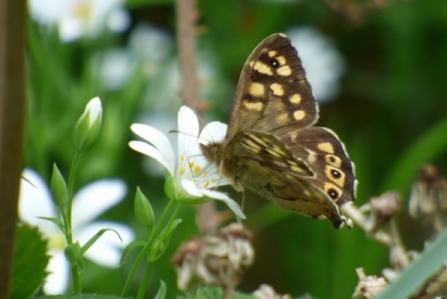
[252,60,273,75]
[289,93,302,104]
[276,56,286,66]
[289,132,298,142]
[277,65,292,76]
[268,50,277,57]
[307,149,317,163]
[318,142,334,154]
[249,82,265,97]
[325,154,342,168]
[265,147,283,158]
[270,83,284,96]
[243,101,264,111]
[243,139,262,153]
[277,112,289,124]
[272,160,288,168]
[290,165,306,173]
[293,110,306,120]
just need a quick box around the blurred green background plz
[25,0,447,298]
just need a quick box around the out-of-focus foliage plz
[24,0,447,298]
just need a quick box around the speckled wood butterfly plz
[200,33,357,228]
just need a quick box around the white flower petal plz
[200,121,227,145]
[130,123,175,175]
[129,141,174,176]
[177,106,200,160]
[43,249,69,294]
[201,189,245,219]
[181,179,204,197]
[19,169,59,237]
[75,221,134,266]
[72,179,127,227]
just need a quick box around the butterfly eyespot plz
[270,58,280,68]
[327,188,339,200]
[331,169,341,179]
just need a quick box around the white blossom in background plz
[92,49,138,91]
[28,0,130,42]
[19,169,134,294]
[128,23,175,77]
[286,26,345,103]
[129,106,245,219]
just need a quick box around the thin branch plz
[0,0,27,296]
[175,0,221,233]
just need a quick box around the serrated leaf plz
[10,224,49,299]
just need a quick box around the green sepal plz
[148,219,182,262]
[50,163,68,207]
[72,97,102,152]
[134,187,154,229]
[65,242,84,272]
[164,173,176,201]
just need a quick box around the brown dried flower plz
[409,165,447,233]
[252,284,292,299]
[352,268,387,299]
[171,223,254,292]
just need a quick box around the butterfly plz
[200,33,357,228]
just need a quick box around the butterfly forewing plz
[226,33,318,139]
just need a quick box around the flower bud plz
[73,97,102,152]
[50,164,68,207]
[134,187,154,229]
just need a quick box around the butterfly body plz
[201,33,357,228]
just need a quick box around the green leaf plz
[80,228,121,254]
[148,219,182,262]
[383,116,447,194]
[178,286,254,299]
[37,216,65,232]
[154,280,166,299]
[375,228,447,299]
[10,224,49,299]
[120,240,146,264]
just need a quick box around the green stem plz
[66,151,82,293]
[136,202,182,299]
[121,199,180,297]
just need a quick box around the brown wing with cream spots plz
[224,130,350,228]
[280,127,357,207]
[226,33,318,139]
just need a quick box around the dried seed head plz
[353,268,387,299]
[252,284,292,299]
[409,164,447,232]
[171,223,254,291]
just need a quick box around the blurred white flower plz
[128,23,174,77]
[19,168,134,294]
[92,49,137,91]
[28,0,130,42]
[286,26,345,103]
[129,106,245,219]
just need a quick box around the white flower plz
[28,0,130,42]
[129,106,245,219]
[19,169,134,295]
[286,26,345,103]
